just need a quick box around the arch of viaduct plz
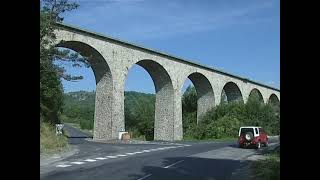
[54,23,280,141]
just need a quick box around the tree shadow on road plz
[127,156,250,180]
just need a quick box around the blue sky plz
[60,0,280,93]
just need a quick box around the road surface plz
[40,125,278,180]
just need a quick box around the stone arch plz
[56,40,113,140]
[268,93,280,106]
[221,81,243,103]
[124,59,174,141]
[248,88,264,103]
[181,72,215,123]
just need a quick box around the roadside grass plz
[40,122,69,155]
[251,147,280,180]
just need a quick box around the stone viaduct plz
[54,22,280,141]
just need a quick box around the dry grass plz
[40,122,69,154]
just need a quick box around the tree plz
[182,85,197,113]
[40,0,81,124]
[182,85,198,134]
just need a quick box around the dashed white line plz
[95,157,107,160]
[163,160,184,169]
[134,151,144,154]
[84,159,97,162]
[148,149,159,151]
[54,145,192,169]
[70,162,85,165]
[56,164,72,167]
[137,174,152,180]
[166,146,176,149]
[106,156,118,158]
[116,154,127,157]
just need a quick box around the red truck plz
[238,126,268,149]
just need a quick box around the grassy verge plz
[40,122,69,155]
[251,147,280,180]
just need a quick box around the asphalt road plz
[40,125,278,180]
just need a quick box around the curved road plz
[41,126,279,180]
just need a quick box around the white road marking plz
[116,154,127,157]
[137,174,152,180]
[84,159,97,162]
[163,160,184,169]
[106,156,118,158]
[70,162,85,165]
[148,149,159,151]
[56,164,72,167]
[134,151,144,154]
[95,157,107,160]
[167,146,177,149]
[54,145,192,169]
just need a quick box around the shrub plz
[183,93,280,140]
[79,118,93,130]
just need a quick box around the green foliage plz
[61,91,95,130]
[124,91,155,139]
[80,118,94,130]
[61,88,279,141]
[40,62,64,124]
[40,0,80,125]
[182,85,197,113]
[61,91,156,140]
[182,86,198,135]
[183,91,280,140]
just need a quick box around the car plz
[238,126,268,149]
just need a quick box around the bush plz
[79,118,93,130]
[183,112,197,133]
[183,92,280,140]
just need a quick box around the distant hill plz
[62,90,155,130]
[63,90,155,109]
[63,91,96,109]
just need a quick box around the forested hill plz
[63,91,96,108]
[63,91,155,110]
[62,90,156,132]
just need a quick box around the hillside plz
[61,91,156,134]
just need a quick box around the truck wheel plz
[256,142,261,149]
[245,132,253,141]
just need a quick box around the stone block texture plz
[54,23,280,141]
